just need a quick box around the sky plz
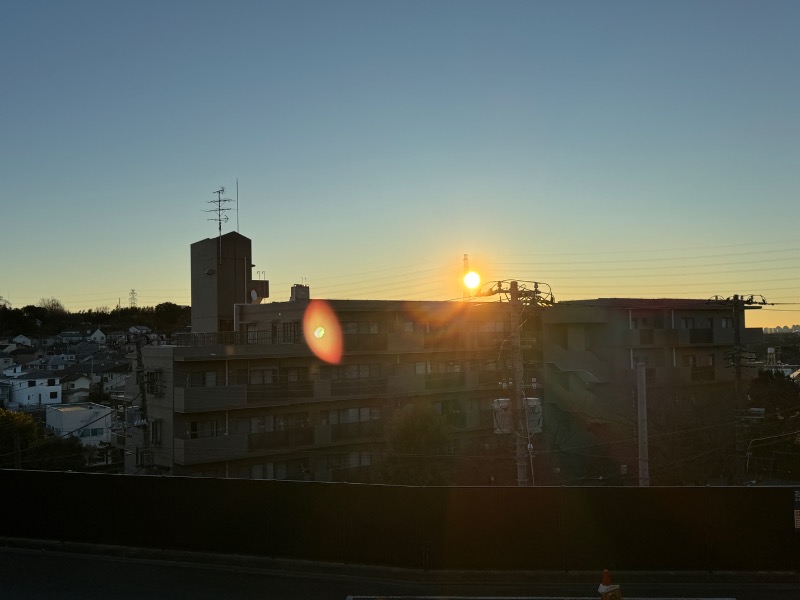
[2,0,798,329]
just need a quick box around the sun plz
[463,271,481,290]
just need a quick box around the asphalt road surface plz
[1,541,799,600]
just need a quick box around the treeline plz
[0,301,191,337]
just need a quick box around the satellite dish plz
[250,289,259,303]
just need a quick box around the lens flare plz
[303,300,342,364]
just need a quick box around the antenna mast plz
[205,187,233,263]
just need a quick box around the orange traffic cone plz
[598,569,622,599]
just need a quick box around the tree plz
[0,409,87,471]
[376,401,452,486]
[743,371,800,482]
[37,297,67,315]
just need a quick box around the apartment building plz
[540,298,764,484]
[128,233,763,485]
[138,295,527,481]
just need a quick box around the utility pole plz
[135,335,149,473]
[637,363,649,486]
[708,294,771,482]
[510,281,528,486]
[477,279,555,486]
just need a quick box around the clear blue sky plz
[2,0,798,328]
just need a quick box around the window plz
[250,368,276,384]
[47,378,55,386]
[721,317,733,329]
[343,321,380,334]
[49,391,57,399]
[324,363,381,379]
[681,317,695,329]
[189,420,219,439]
[282,320,300,343]
[708,354,715,367]
[681,355,696,367]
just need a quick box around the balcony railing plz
[425,372,466,391]
[691,365,716,382]
[331,420,384,442]
[248,427,314,451]
[331,377,388,398]
[689,329,714,344]
[175,331,303,347]
[247,382,315,404]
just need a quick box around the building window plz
[189,420,219,439]
[282,321,300,343]
[49,391,57,399]
[721,317,733,329]
[343,321,380,334]
[250,368,276,384]
[681,317,695,329]
[681,355,696,367]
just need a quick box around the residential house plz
[0,369,62,412]
[89,329,107,345]
[12,334,33,347]
[8,346,46,367]
[59,331,85,344]
[46,403,113,446]
[60,372,94,403]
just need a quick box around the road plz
[0,541,799,600]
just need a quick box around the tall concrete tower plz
[190,232,268,333]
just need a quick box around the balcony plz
[173,434,247,465]
[691,365,715,382]
[248,427,314,451]
[425,372,466,392]
[343,333,389,352]
[175,385,247,413]
[331,377,388,398]
[246,382,314,405]
[331,420,384,442]
[175,382,315,413]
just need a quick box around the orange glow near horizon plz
[303,300,343,364]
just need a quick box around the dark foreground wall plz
[1,469,798,572]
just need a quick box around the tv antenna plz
[205,187,233,263]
